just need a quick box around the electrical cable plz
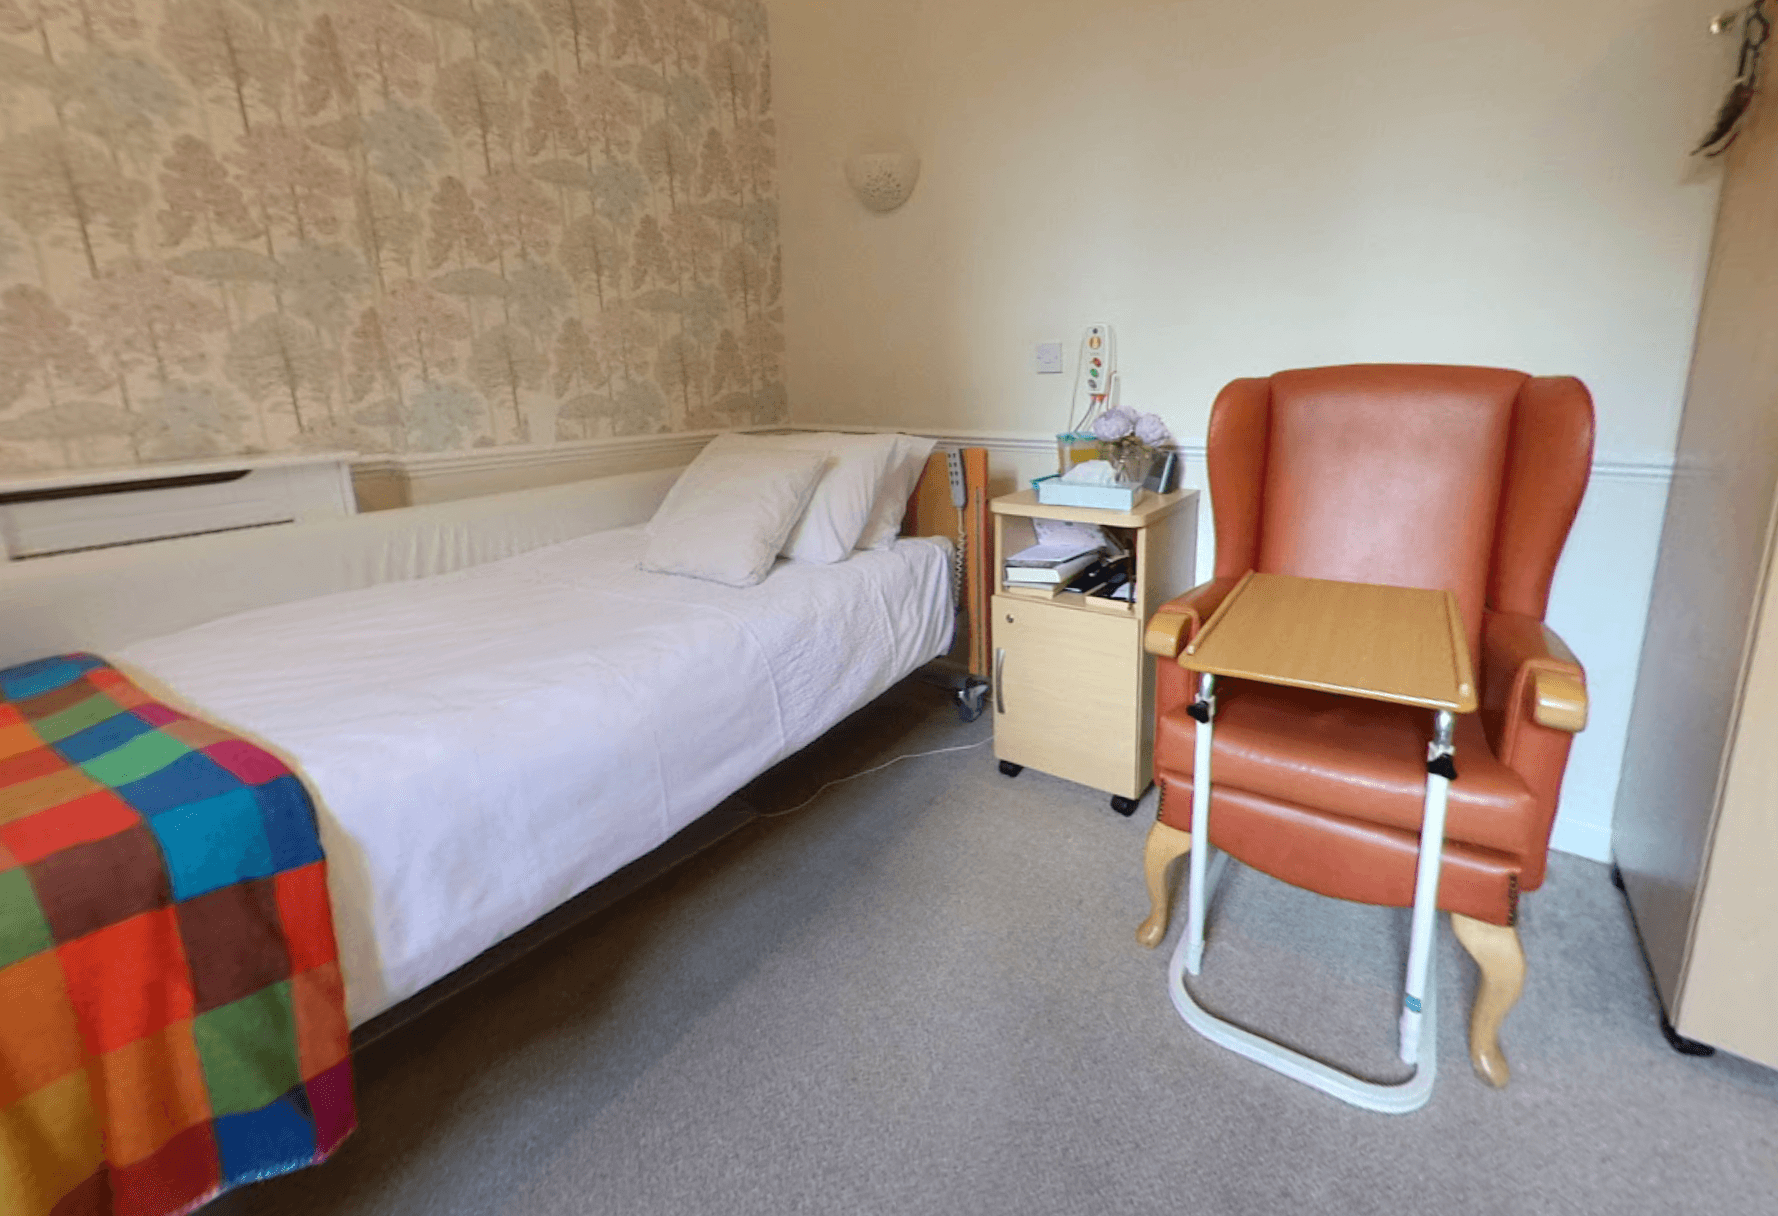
[1065,327,1117,438]
[772,736,992,817]
[1063,329,1091,435]
[953,496,967,613]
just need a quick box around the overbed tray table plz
[1169,570,1477,1114]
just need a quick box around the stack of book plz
[1005,541,1136,599]
[1004,542,1100,587]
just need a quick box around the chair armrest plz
[1532,670,1587,732]
[1144,577,1245,659]
[1481,612,1589,734]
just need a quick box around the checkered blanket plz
[0,654,355,1216]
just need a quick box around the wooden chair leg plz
[1137,820,1193,948]
[1451,912,1527,1088]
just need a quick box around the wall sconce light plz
[845,150,921,212]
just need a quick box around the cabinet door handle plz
[994,647,1006,714]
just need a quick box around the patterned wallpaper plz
[0,0,783,473]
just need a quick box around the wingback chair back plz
[1205,365,1594,656]
[1138,364,1595,1089]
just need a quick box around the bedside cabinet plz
[989,488,1198,813]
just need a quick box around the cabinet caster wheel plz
[998,760,1023,778]
[1109,794,1139,816]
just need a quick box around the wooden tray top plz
[1181,571,1477,714]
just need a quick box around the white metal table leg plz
[1183,672,1217,976]
[1167,696,1456,1114]
[1398,709,1456,1064]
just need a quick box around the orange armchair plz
[1139,365,1592,1088]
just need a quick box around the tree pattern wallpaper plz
[0,0,784,473]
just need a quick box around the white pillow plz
[762,432,901,563]
[642,434,828,586]
[855,434,938,550]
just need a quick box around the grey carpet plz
[226,680,1778,1216]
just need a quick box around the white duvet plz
[119,526,954,1026]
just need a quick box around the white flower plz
[1092,406,1135,442]
[1134,412,1172,447]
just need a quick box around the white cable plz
[953,503,966,612]
[1063,330,1090,435]
[772,736,992,817]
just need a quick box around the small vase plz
[1100,441,1154,485]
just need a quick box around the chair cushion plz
[1155,681,1538,861]
[1154,773,1524,924]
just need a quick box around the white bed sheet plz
[119,526,954,1026]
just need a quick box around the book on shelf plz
[1003,550,1099,586]
[1003,540,1099,568]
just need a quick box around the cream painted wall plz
[770,0,1726,454]
[765,0,1737,860]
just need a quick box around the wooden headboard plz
[904,447,992,679]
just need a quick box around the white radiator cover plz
[0,452,357,561]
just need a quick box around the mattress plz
[119,526,955,1026]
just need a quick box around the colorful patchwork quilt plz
[0,654,355,1216]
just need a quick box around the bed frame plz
[0,442,992,1053]
[0,466,693,670]
[0,442,991,1051]
[908,448,994,681]
[0,446,992,670]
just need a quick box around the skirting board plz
[1549,816,1614,864]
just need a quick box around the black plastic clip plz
[1426,753,1458,781]
[1187,700,1212,723]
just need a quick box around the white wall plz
[765,0,1737,860]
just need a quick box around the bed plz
[0,439,991,1216]
[1,443,990,1027]
[119,521,956,1028]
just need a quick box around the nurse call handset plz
[1082,324,1114,409]
[1060,324,1117,471]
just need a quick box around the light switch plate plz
[1035,341,1064,374]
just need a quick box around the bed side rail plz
[0,465,684,668]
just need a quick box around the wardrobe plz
[1613,67,1778,1067]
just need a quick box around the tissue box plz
[1032,475,1145,510]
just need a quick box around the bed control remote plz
[946,449,967,508]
